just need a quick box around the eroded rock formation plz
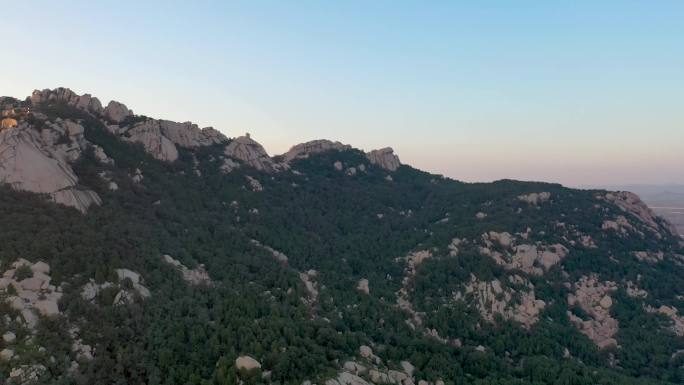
[0,122,101,212]
[366,148,401,171]
[282,139,351,162]
[567,275,618,349]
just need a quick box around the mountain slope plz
[0,89,683,385]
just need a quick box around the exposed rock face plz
[245,175,263,192]
[603,191,679,238]
[518,192,551,205]
[396,250,432,329]
[224,135,275,171]
[357,278,370,295]
[454,274,545,328]
[103,101,132,123]
[161,255,212,285]
[250,240,288,263]
[1,259,62,329]
[82,269,152,305]
[120,119,227,162]
[602,215,637,236]
[300,270,319,304]
[645,305,684,336]
[633,251,664,263]
[282,139,352,162]
[366,148,401,171]
[479,232,568,276]
[567,275,618,349]
[31,88,103,114]
[0,123,101,212]
[448,238,463,257]
[235,356,261,371]
[30,88,227,164]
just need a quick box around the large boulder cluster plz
[80,268,150,305]
[319,345,444,385]
[1,259,61,329]
[479,231,568,275]
[518,192,551,205]
[567,275,619,349]
[454,274,546,328]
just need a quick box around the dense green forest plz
[1,100,684,385]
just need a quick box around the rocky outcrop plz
[454,274,545,328]
[645,305,684,336]
[366,148,401,171]
[479,233,568,275]
[245,175,263,192]
[31,88,103,114]
[633,251,664,263]
[357,278,370,295]
[224,134,276,171]
[103,101,132,123]
[282,139,352,162]
[602,215,637,236]
[300,270,319,305]
[119,119,227,162]
[1,259,62,329]
[161,255,212,285]
[250,240,288,263]
[114,269,151,302]
[567,275,618,349]
[235,356,261,371]
[396,250,432,329]
[7,364,47,384]
[31,88,228,164]
[602,191,679,238]
[0,122,101,212]
[518,192,551,205]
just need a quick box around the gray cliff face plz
[0,121,101,213]
[365,147,401,171]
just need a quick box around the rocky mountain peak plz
[103,101,132,123]
[224,134,277,172]
[31,87,103,114]
[366,147,401,171]
[281,139,352,162]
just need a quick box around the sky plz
[2,1,683,186]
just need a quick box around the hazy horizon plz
[3,1,682,186]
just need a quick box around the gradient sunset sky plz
[3,1,682,186]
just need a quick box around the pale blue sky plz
[3,1,683,185]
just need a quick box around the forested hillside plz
[1,89,683,385]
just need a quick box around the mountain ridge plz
[1,87,684,385]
